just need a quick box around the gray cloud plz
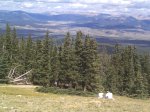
[0,0,149,18]
[130,1,150,9]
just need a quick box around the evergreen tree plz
[88,38,101,91]
[32,39,43,84]
[50,46,60,86]
[60,32,76,87]
[0,55,8,83]
[74,31,83,89]
[3,24,12,67]
[0,34,4,53]
[81,36,101,91]
[18,37,26,67]
[99,51,111,93]
[4,24,12,53]
[57,46,63,87]
[24,35,34,70]
[11,28,19,64]
[122,46,135,95]
[38,31,51,86]
[133,52,148,98]
[140,54,150,95]
[111,44,124,94]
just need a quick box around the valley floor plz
[0,85,149,112]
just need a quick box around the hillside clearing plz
[0,85,149,112]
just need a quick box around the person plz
[105,91,113,99]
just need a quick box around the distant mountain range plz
[0,10,150,47]
[0,10,150,30]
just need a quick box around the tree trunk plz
[83,85,87,92]
[74,82,78,90]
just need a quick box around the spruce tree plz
[111,44,124,94]
[39,31,51,86]
[3,24,12,67]
[74,31,83,89]
[50,46,60,86]
[18,37,26,67]
[24,35,34,70]
[0,55,8,83]
[81,36,101,91]
[133,52,148,98]
[60,32,75,87]
[140,54,150,96]
[11,28,19,64]
[32,40,43,84]
[122,46,135,95]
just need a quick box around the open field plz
[0,85,149,112]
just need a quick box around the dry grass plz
[0,84,149,112]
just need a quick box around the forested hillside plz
[0,25,150,98]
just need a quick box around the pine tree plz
[24,35,34,70]
[4,24,12,53]
[88,38,101,91]
[57,46,63,87]
[50,46,60,86]
[0,55,9,83]
[69,36,79,89]
[59,32,76,87]
[0,34,4,53]
[74,31,83,89]
[11,28,19,64]
[99,50,111,93]
[32,40,43,84]
[18,37,25,67]
[111,44,124,94]
[121,46,135,95]
[140,54,150,95]
[38,31,51,86]
[133,52,148,98]
[3,24,12,67]
[81,36,101,91]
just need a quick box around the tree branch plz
[14,70,32,80]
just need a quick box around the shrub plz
[0,79,9,84]
[36,87,96,97]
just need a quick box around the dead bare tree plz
[8,65,20,79]
[7,66,32,85]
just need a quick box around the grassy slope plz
[0,85,149,112]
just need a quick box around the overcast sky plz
[0,0,150,16]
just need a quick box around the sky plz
[0,0,150,17]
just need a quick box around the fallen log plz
[7,66,32,85]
